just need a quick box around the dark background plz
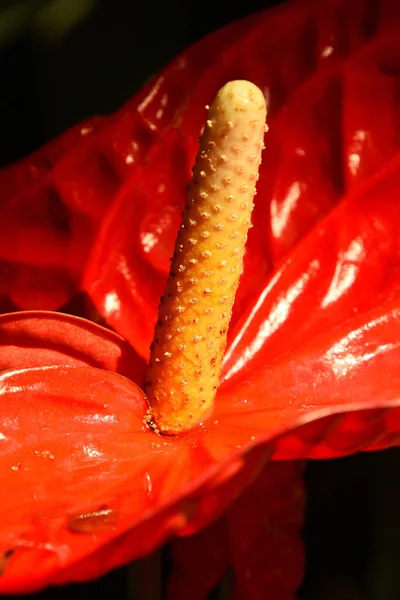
[1,1,400,598]
[0,0,272,167]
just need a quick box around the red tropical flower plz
[80,1,400,596]
[2,0,400,598]
[1,108,400,596]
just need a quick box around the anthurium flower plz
[4,160,400,594]
[2,65,400,600]
[2,1,400,598]
[78,2,400,596]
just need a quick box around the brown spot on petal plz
[66,506,119,534]
[0,549,14,576]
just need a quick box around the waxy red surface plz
[2,0,400,595]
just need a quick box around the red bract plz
[3,146,400,593]
[2,0,400,597]
[3,210,400,592]
[81,1,400,596]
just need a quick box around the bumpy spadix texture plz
[145,80,266,434]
